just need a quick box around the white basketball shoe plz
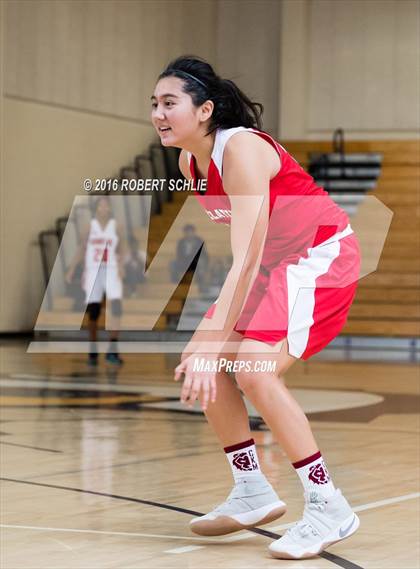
[190,475,286,536]
[269,489,360,559]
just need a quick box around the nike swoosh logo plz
[339,515,357,538]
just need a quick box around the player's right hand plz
[174,353,218,411]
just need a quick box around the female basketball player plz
[66,196,125,366]
[151,56,361,559]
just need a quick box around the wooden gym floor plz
[0,340,419,569]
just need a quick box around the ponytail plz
[158,56,263,134]
[211,79,263,132]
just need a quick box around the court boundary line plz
[0,377,385,416]
[0,441,62,453]
[3,491,418,563]
[0,476,383,569]
[1,410,418,434]
[0,524,221,543]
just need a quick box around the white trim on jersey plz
[211,127,248,178]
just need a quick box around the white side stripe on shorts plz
[286,240,341,358]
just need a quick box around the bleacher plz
[285,137,420,339]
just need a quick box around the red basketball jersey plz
[186,127,360,360]
[188,127,350,267]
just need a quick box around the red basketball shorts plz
[204,231,361,360]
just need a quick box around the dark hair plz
[158,55,263,134]
[93,195,113,215]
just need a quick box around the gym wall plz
[279,0,420,140]
[1,0,216,331]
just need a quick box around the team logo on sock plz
[308,461,330,484]
[232,449,258,471]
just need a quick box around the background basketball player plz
[66,196,125,366]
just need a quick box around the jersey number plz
[94,247,108,262]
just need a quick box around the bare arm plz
[174,133,277,408]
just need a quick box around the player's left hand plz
[174,353,218,411]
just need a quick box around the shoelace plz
[288,501,326,538]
